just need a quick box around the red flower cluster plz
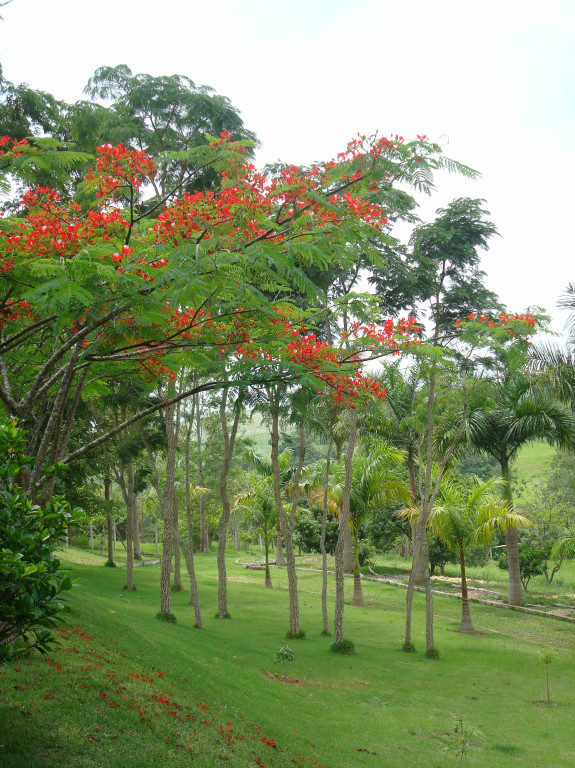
[0,136,35,156]
[85,144,156,200]
[455,311,536,336]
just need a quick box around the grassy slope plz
[2,551,575,768]
[511,440,556,504]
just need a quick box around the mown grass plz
[2,549,575,768]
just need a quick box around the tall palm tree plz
[468,375,575,605]
[424,474,531,633]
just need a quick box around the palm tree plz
[234,475,277,588]
[423,475,531,633]
[329,443,410,606]
[468,374,575,605]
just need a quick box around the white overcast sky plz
[1,0,574,338]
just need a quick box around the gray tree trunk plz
[334,410,357,644]
[217,387,242,618]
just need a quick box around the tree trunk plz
[217,387,242,618]
[172,494,183,591]
[105,478,115,566]
[124,457,135,591]
[275,520,285,566]
[180,417,202,627]
[195,391,209,553]
[404,567,415,648]
[459,550,475,634]
[270,408,305,637]
[158,400,178,619]
[264,526,273,589]
[501,458,523,606]
[334,410,357,644]
[342,524,354,573]
[133,494,142,560]
[351,529,365,607]
[320,434,333,635]
[407,448,424,584]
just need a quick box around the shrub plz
[498,541,546,589]
[330,639,355,655]
[0,421,84,664]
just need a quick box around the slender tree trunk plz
[105,477,115,566]
[404,567,415,648]
[133,494,142,560]
[501,458,523,606]
[320,433,333,635]
[172,495,183,591]
[264,526,273,588]
[342,524,354,573]
[334,410,357,644]
[459,550,475,634]
[217,387,242,618]
[270,407,305,636]
[275,520,285,566]
[180,416,202,627]
[423,531,434,653]
[124,457,136,591]
[351,529,366,607]
[195,390,209,552]
[157,402,178,618]
[407,448,425,585]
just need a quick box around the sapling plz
[539,648,555,705]
[274,644,295,681]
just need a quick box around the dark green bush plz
[330,639,356,655]
[0,422,84,664]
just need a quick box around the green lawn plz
[2,550,575,768]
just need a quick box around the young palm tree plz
[468,375,575,605]
[330,443,410,606]
[425,475,531,633]
[234,475,277,588]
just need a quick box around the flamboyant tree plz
[1,131,463,494]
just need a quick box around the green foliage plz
[285,629,305,640]
[402,641,416,653]
[0,421,84,663]
[330,639,356,655]
[446,715,483,765]
[155,612,177,624]
[273,643,295,679]
[428,534,457,575]
[357,538,374,567]
[497,541,547,589]
[424,647,440,660]
[539,648,555,705]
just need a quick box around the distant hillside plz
[512,440,556,503]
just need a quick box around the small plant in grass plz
[425,647,440,660]
[286,629,305,640]
[402,641,416,653]
[330,639,355,655]
[274,644,295,680]
[445,714,482,765]
[104,560,117,568]
[123,584,137,591]
[321,630,331,637]
[215,611,232,619]
[539,648,555,704]
[155,611,177,623]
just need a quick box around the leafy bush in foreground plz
[0,421,84,663]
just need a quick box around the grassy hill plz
[2,551,575,768]
[512,441,557,504]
